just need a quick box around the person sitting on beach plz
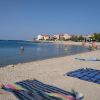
[92,42,97,49]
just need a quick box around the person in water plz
[82,41,86,46]
[20,46,24,54]
[20,46,24,51]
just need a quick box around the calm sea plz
[0,40,89,67]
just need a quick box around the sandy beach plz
[0,42,100,100]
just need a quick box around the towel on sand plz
[65,68,100,84]
[0,79,84,100]
[75,57,100,61]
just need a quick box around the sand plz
[0,42,100,100]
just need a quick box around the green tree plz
[78,35,84,41]
[70,35,79,42]
[93,33,100,42]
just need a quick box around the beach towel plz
[0,79,84,100]
[75,57,100,61]
[65,68,100,84]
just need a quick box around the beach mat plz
[75,57,100,61]
[65,68,100,84]
[0,79,84,100]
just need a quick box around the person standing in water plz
[82,41,86,46]
[20,46,24,54]
[20,46,24,51]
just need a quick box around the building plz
[37,34,50,40]
[58,34,71,40]
[85,34,93,41]
[36,33,71,41]
[37,35,44,40]
[53,34,60,40]
[43,35,50,40]
[63,34,71,40]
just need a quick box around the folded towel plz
[75,57,100,61]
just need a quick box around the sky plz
[0,0,100,40]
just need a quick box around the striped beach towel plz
[0,79,84,100]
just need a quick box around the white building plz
[53,34,60,40]
[63,34,71,40]
[37,33,71,41]
[37,34,50,40]
[37,35,44,40]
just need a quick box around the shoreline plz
[1,41,100,68]
[1,49,99,69]
[1,49,91,68]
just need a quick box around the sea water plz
[0,40,89,67]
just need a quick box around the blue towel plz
[65,68,100,84]
[14,79,76,100]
